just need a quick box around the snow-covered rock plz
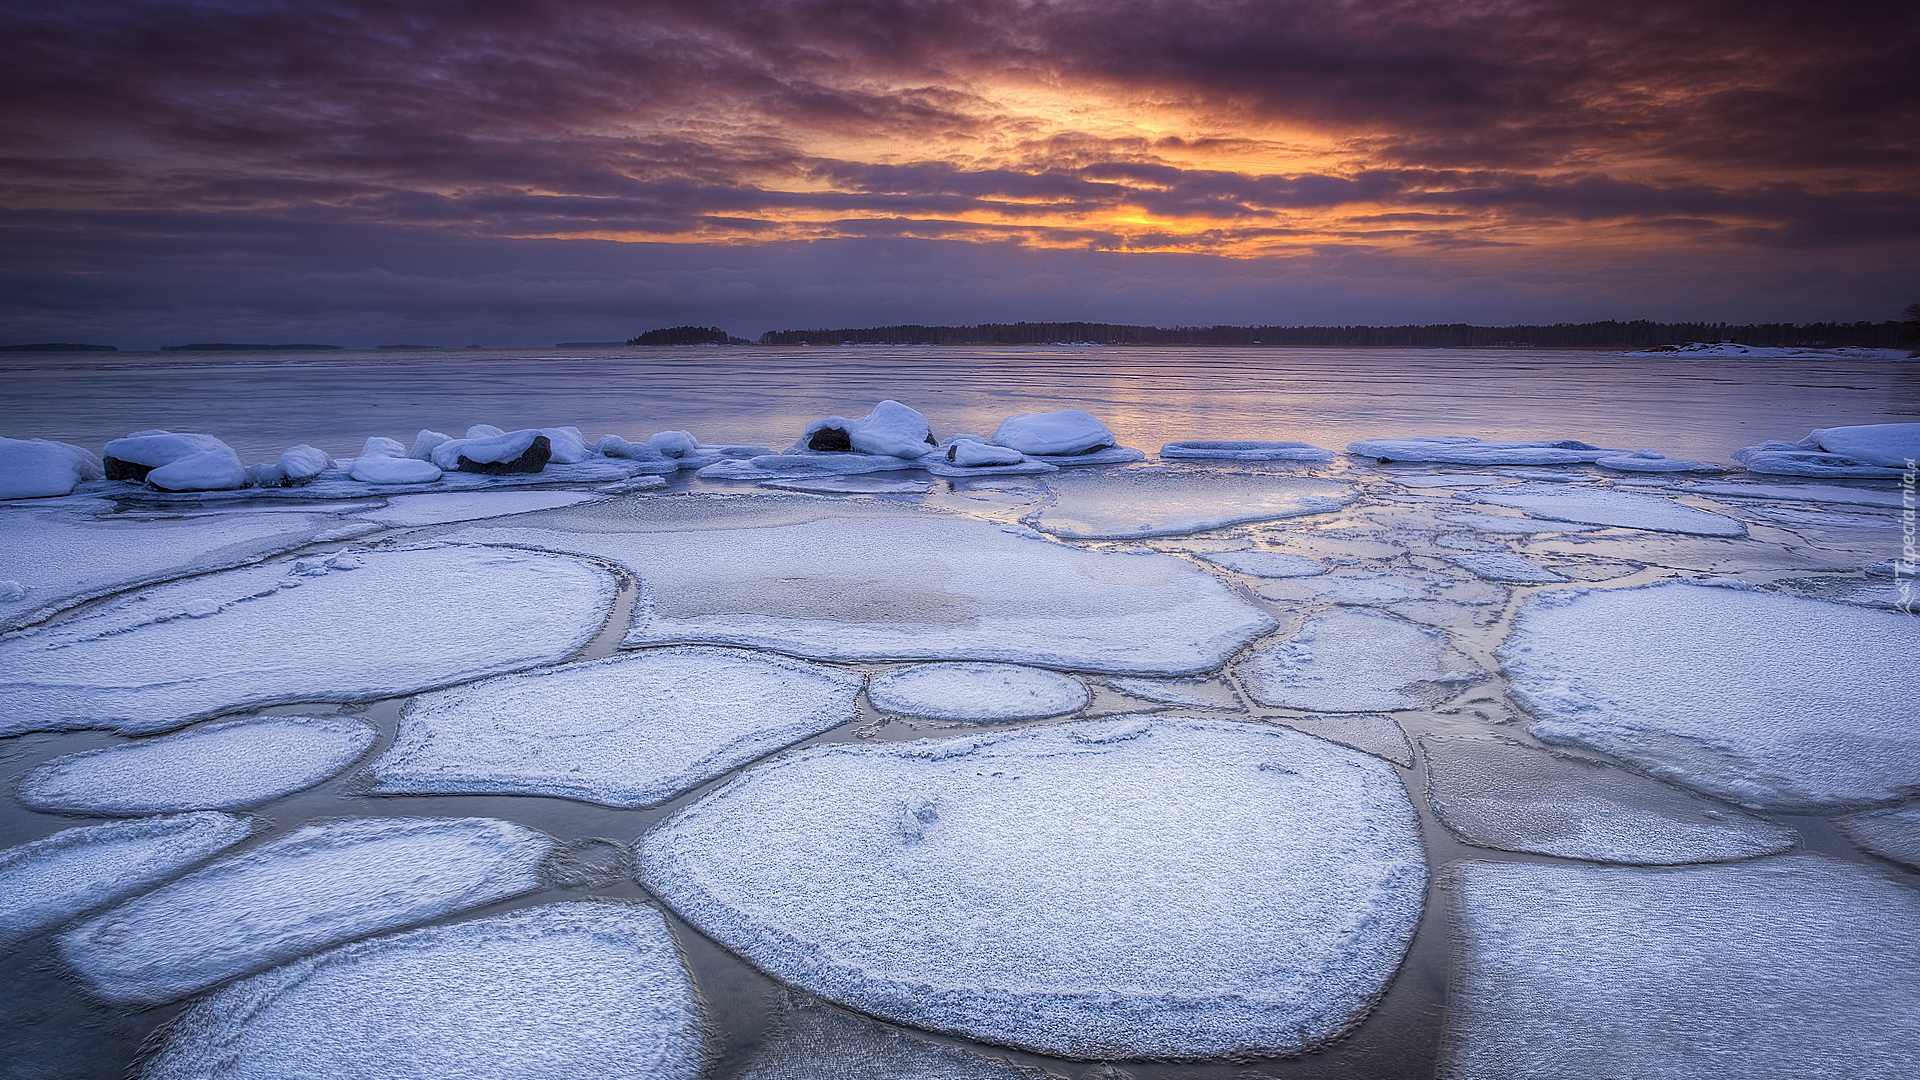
[989,410,1117,456]
[797,400,938,458]
[103,431,248,491]
[18,716,377,815]
[1160,440,1333,461]
[537,426,591,464]
[141,901,704,1080]
[1806,423,1920,468]
[430,429,551,474]
[1195,550,1328,577]
[61,816,554,1004]
[407,429,451,460]
[1592,450,1729,473]
[359,436,407,459]
[1440,552,1570,583]
[1029,469,1354,539]
[945,438,1028,468]
[1239,610,1455,712]
[1731,426,1917,478]
[349,455,441,484]
[0,813,251,948]
[356,490,603,527]
[867,663,1088,722]
[639,716,1426,1060]
[263,443,334,486]
[1348,436,1629,466]
[0,437,103,498]
[1465,482,1746,536]
[1834,807,1920,871]
[368,647,862,808]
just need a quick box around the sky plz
[3,0,1917,346]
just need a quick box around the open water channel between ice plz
[0,346,1917,1080]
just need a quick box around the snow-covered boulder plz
[0,437,103,498]
[650,430,700,457]
[989,410,1115,456]
[1733,424,1919,478]
[408,429,452,461]
[538,426,592,464]
[360,436,408,459]
[263,444,334,486]
[103,431,248,491]
[596,434,666,461]
[796,401,937,458]
[1348,436,1629,465]
[349,455,442,484]
[430,430,551,474]
[1810,424,1919,468]
[946,438,1027,468]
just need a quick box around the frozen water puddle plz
[1834,807,1920,871]
[353,489,605,527]
[1421,737,1795,864]
[1239,610,1467,712]
[19,716,377,815]
[1266,714,1413,768]
[639,716,1426,1060]
[456,510,1274,675]
[1503,583,1920,810]
[1464,483,1746,536]
[61,816,553,1004]
[739,992,1064,1080]
[1443,858,1920,1080]
[0,545,616,736]
[0,813,251,948]
[143,901,702,1080]
[867,663,1088,722]
[369,646,862,807]
[1027,468,1355,539]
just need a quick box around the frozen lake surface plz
[0,345,1915,1079]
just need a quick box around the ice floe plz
[738,992,1064,1080]
[1834,807,1920,871]
[867,663,1088,722]
[103,431,248,491]
[638,716,1426,1060]
[1347,436,1628,465]
[1107,676,1241,709]
[697,452,922,481]
[1502,582,1920,810]
[797,400,937,457]
[988,410,1117,456]
[1442,857,1920,1080]
[1433,511,1600,534]
[1159,440,1333,461]
[761,476,933,495]
[368,646,861,808]
[0,437,103,499]
[1804,423,1920,468]
[1421,736,1795,864]
[18,716,377,815]
[1028,468,1354,538]
[61,816,553,1004]
[1465,482,1746,536]
[0,813,251,948]
[1731,424,1920,479]
[1675,481,1906,509]
[1267,714,1413,768]
[1440,552,1570,583]
[355,489,603,527]
[1239,610,1456,712]
[1195,550,1328,577]
[1591,450,1728,473]
[141,900,702,1080]
[0,545,616,736]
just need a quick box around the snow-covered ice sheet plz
[1432,512,1599,534]
[354,490,603,526]
[18,716,376,815]
[0,813,251,948]
[1502,582,1920,810]
[738,992,1064,1080]
[1348,436,1627,465]
[1673,481,1905,509]
[1442,857,1920,1080]
[1267,714,1413,768]
[697,452,920,481]
[1382,474,1514,489]
[1440,552,1570,583]
[639,716,1426,1060]
[142,901,702,1080]
[0,545,616,736]
[1239,611,1454,712]
[1591,450,1727,473]
[456,513,1275,676]
[867,663,1088,722]
[1029,469,1354,539]
[369,647,862,808]
[1108,676,1240,709]
[1466,483,1746,536]
[1833,807,1920,871]
[1195,550,1327,577]
[1421,737,1795,864]
[760,476,933,495]
[61,816,553,1004]
[1159,440,1332,461]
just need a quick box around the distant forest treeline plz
[756,320,1910,349]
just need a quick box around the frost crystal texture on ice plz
[1833,807,1920,871]
[1239,610,1452,712]
[0,813,251,948]
[1195,550,1328,577]
[867,663,1088,722]
[1421,737,1795,863]
[369,646,862,807]
[1503,583,1920,810]
[1029,469,1354,538]
[61,816,553,1004]
[18,717,377,815]
[0,545,615,735]
[1442,858,1920,1080]
[1466,482,1746,535]
[639,716,1426,1060]
[738,993,1065,1080]
[142,901,702,1080]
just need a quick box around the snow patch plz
[0,813,251,948]
[867,663,1089,722]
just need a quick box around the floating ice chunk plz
[356,490,602,527]
[1030,469,1354,539]
[369,647,861,808]
[1265,714,1412,768]
[1421,736,1794,863]
[0,437,103,498]
[1239,610,1451,712]
[1435,531,1502,551]
[1025,444,1146,466]
[0,545,616,735]
[1434,511,1600,534]
[61,816,554,1004]
[639,716,1426,1060]
[1503,582,1920,810]
[1442,857,1920,1080]
[460,513,1273,675]
[0,813,251,948]
[1466,482,1746,536]
[989,410,1116,456]
[1107,676,1240,708]
[762,476,933,495]
[1834,807,1920,870]
[1273,569,1444,605]
[1160,440,1333,461]
[868,663,1088,722]
[945,438,1028,467]
[1677,481,1903,508]
[698,452,920,480]
[1808,423,1920,468]
[348,455,441,484]
[19,717,377,815]
[1441,552,1570,583]
[1592,450,1729,473]
[141,900,702,1080]
[1196,550,1327,577]
[797,400,937,458]
[738,992,1063,1080]
[1347,436,1628,465]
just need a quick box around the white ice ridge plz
[1834,807,1920,871]
[61,816,553,1005]
[867,663,1089,722]
[1028,468,1355,539]
[1440,552,1569,583]
[1239,610,1453,712]
[1502,582,1920,810]
[638,716,1427,1060]
[1442,857,1920,1080]
[1347,436,1630,465]
[1733,422,1920,479]
[0,545,616,736]
[354,489,604,527]
[0,436,103,499]
[141,901,703,1080]
[1159,440,1333,461]
[0,504,364,632]
[738,992,1065,1080]
[1196,550,1328,577]
[19,716,378,815]
[457,514,1275,676]
[0,813,251,948]
[368,646,862,808]
[1420,736,1795,864]
[1464,482,1746,536]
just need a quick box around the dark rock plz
[807,427,854,452]
[103,457,153,481]
[457,435,551,474]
